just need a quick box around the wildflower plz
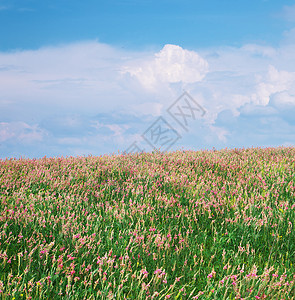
[141,269,148,276]
[207,270,216,278]
[231,275,237,280]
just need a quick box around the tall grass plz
[0,147,294,299]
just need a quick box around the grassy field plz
[0,147,294,299]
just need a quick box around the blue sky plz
[0,0,294,50]
[0,0,295,158]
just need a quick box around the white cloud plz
[0,122,15,142]
[122,44,209,91]
[105,124,128,137]
[251,65,295,106]
[90,121,130,142]
[270,91,295,107]
[241,44,276,58]
[0,122,46,143]
[0,41,134,115]
[209,125,230,143]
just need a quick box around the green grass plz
[0,147,294,299]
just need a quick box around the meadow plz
[0,147,294,299]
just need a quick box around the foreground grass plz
[0,147,294,299]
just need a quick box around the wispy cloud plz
[0,5,9,11]
[0,122,47,144]
[281,4,295,22]
[17,7,35,12]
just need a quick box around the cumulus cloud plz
[251,65,295,106]
[122,44,209,90]
[271,92,295,107]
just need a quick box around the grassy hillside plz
[0,147,294,299]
